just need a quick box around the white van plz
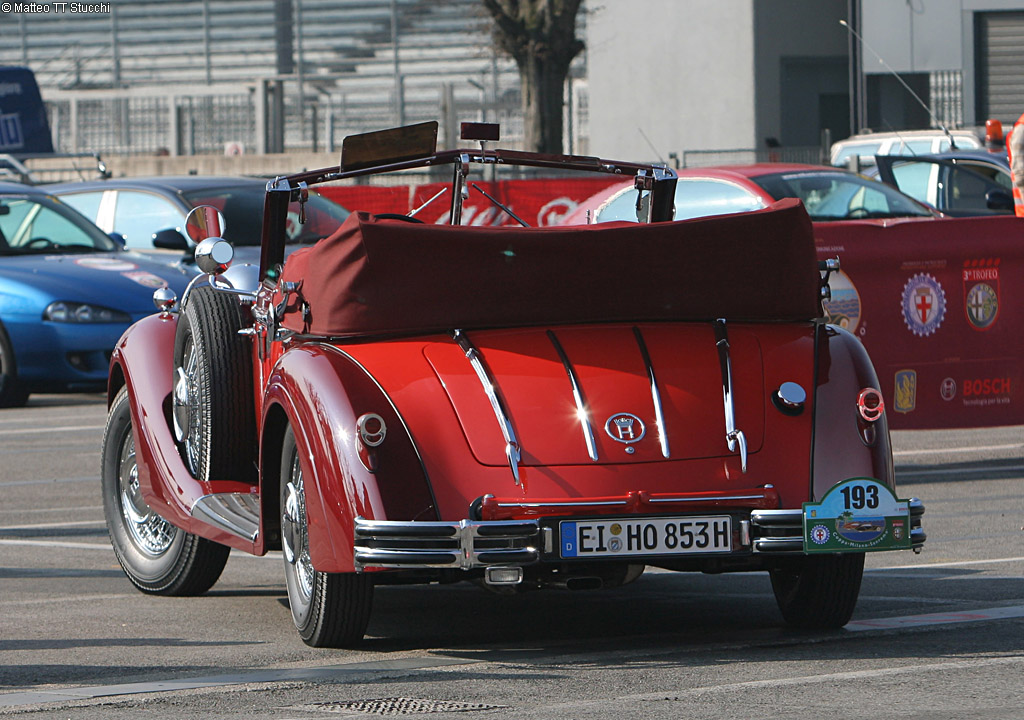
[830,129,982,168]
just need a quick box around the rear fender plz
[812,325,894,499]
[261,344,436,573]
[108,314,258,551]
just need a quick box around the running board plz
[191,493,261,542]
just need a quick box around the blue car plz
[0,182,192,407]
[872,149,1014,216]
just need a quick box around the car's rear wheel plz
[770,553,865,629]
[280,426,373,647]
[102,385,230,595]
[171,285,255,483]
[0,324,29,408]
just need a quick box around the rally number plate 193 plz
[559,516,732,558]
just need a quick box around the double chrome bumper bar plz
[354,518,539,570]
[353,497,927,570]
[750,497,927,553]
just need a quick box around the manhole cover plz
[299,697,506,715]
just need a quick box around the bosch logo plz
[963,378,1010,397]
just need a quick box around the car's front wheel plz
[102,386,230,595]
[280,426,373,647]
[0,324,29,408]
[770,553,865,629]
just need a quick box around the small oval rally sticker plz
[74,257,139,272]
[121,271,168,289]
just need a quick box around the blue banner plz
[0,66,54,154]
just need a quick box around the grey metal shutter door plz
[977,12,1024,124]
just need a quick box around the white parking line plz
[869,556,1024,571]
[0,519,104,530]
[893,443,1023,457]
[0,424,104,436]
[616,655,1024,700]
[846,605,1024,631]
[0,539,111,550]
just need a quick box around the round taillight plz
[857,388,885,422]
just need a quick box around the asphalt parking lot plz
[1,394,1022,719]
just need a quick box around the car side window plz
[942,165,1003,213]
[1,198,108,249]
[890,161,935,205]
[111,191,184,249]
[57,191,104,224]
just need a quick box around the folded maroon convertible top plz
[278,197,821,336]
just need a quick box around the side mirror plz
[152,227,189,250]
[183,205,227,243]
[985,188,1014,211]
[108,232,127,249]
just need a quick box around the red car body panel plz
[110,314,259,553]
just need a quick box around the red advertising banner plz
[318,177,623,227]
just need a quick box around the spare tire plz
[172,285,256,484]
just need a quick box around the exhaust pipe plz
[547,575,604,591]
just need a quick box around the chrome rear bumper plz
[353,498,926,570]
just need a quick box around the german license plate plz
[559,516,732,558]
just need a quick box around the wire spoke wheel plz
[280,426,373,647]
[102,386,230,596]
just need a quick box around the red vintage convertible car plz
[102,123,925,647]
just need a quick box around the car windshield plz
[0,194,118,255]
[596,178,767,223]
[183,185,350,246]
[753,171,935,220]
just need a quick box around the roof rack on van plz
[0,152,110,185]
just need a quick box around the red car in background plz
[565,164,1024,431]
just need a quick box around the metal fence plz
[41,75,593,158]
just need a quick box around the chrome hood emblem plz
[604,413,645,444]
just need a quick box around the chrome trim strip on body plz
[646,493,767,504]
[633,326,670,458]
[546,329,599,461]
[452,329,522,484]
[191,492,261,542]
[496,499,630,508]
[714,318,748,473]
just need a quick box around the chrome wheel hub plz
[118,432,175,556]
[172,339,202,476]
[282,460,314,604]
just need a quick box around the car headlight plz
[44,301,132,324]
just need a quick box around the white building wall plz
[587,0,756,161]
[861,0,1024,125]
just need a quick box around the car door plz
[108,190,188,250]
[875,156,1013,216]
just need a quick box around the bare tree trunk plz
[520,49,572,153]
[482,0,584,154]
